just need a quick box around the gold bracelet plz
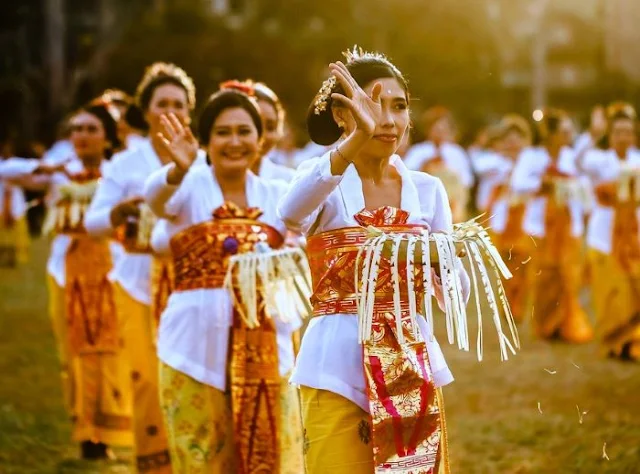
[334,146,351,165]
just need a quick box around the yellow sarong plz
[589,248,640,359]
[47,275,133,447]
[114,283,172,473]
[0,216,30,266]
[159,362,303,474]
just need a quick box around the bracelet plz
[334,146,351,165]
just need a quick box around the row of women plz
[397,100,640,363]
[0,47,562,474]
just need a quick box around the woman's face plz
[428,117,454,144]
[145,83,189,136]
[609,118,636,155]
[257,99,282,156]
[502,130,526,159]
[336,77,410,159]
[70,111,107,159]
[208,107,261,177]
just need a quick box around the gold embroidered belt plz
[169,218,284,291]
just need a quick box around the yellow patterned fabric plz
[113,284,172,473]
[160,362,303,474]
[279,373,304,474]
[301,387,448,474]
[589,248,640,360]
[0,216,29,266]
[159,362,235,473]
[47,275,133,446]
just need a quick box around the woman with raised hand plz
[278,47,474,474]
[510,109,593,343]
[45,102,132,460]
[84,62,199,473]
[144,85,303,473]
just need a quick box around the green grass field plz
[1,238,639,473]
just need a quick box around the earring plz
[337,120,345,130]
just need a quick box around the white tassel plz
[463,241,484,361]
[390,234,405,344]
[353,216,519,361]
[224,246,312,328]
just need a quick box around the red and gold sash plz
[150,255,174,329]
[595,183,640,275]
[170,202,284,473]
[62,171,120,355]
[306,206,447,474]
[65,236,119,355]
[538,174,574,261]
[51,170,102,235]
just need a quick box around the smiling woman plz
[143,84,304,473]
[278,46,474,474]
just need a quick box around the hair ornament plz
[219,80,256,97]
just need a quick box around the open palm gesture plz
[157,113,199,172]
[329,61,382,137]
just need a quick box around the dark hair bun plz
[306,101,342,146]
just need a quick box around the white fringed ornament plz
[223,243,313,328]
[354,216,520,361]
[42,180,99,235]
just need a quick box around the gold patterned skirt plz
[48,271,133,447]
[113,283,172,473]
[159,363,303,473]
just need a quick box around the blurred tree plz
[98,0,500,144]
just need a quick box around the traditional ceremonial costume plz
[144,163,304,473]
[582,148,640,359]
[42,159,133,449]
[511,147,593,342]
[482,151,532,322]
[279,153,517,473]
[85,139,208,472]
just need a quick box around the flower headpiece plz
[90,89,131,122]
[219,80,256,97]
[607,101,636,121]
[135,62,196,110]
[313,45,399,115]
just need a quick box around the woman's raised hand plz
[329,61,382,138]
[157,113,199,173]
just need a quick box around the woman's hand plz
[110,196,144,228]
[157,113,199,184]
[329,61,382,138]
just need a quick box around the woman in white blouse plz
[486,115,534,323]
[279,47,469,474]
[581,102,640,361]
[8,103,133,459]
[84,62,197,473]
[511,109,593,344]
[246,81,296,182]
[144,86,303,473]
[403,106,474,222]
